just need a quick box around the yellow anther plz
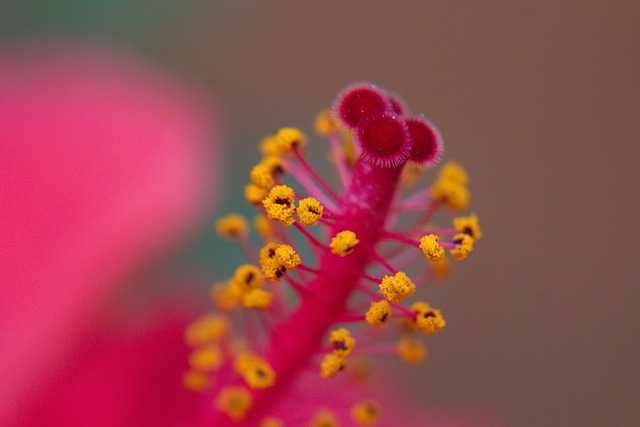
[454,213,482,240]
[249,155,285,189]
[259,134,280,155]
[365,300,391,326]
[450,233,474,260]
[254,214,275,238]
[243,288,273,310]
[261,243,301,281]
[261,154,285,175]
[245,183,269,204]
[315,109,339,136]
[330,230,359,256]
[431,256,451,279]
[351,400,381,426]
[234,352,276,389]
[182,369,211,392]
[259,242,280,266]
[250,163,276,188]
[215,386,252,422]
[276,244,301,270]
[260,416,284,427]
[273,127,306,154]
[233,351,256,374]
[328,328,356,355]
[185,313,230,347]
[211,280,244,311]
[420,234,444,261]
[232,264,263,292]
[263,185,296,226]
[431,177,470,211]
[410,301,446,335]
[438,161,468,185]
[297,197,324,226]
[320,353,347,378]
[215,214,249,240]
[188,344,224,371]
[378,271,416,304]
[310,409,339,427]
[397,337,427,364]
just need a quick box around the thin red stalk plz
[205,160,404,425]
[382,231,420,247]
[293,222,325,249]
[364,246,398,274]
[293,147,341,202]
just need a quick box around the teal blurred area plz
[2,2,639,426]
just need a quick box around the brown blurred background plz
[3,1,639,425]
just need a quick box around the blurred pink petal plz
[0,42,223,421]
[14,300,200,427]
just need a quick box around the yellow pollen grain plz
[260,416,285,427]
[182,369,211,392]
[259,134,280,155]
[259,242,280,266]
[250,163,276,189]
[274,127,306,154]
[242,288,273,310]
[215,214,249,240]
[297,197,324,226]
[431,256,451,279]
[410,301,446,335]
[351,400,380,425]
[275,244,301,270]
[328,328,356,355]
[420,234,444,261]
[378,271,416,304]
[453,213,482,240]
[232,264,263,292]
[184,313,230,347]
[365,300,391,326]
[188,343,224,371]
[234,352,276,389]
[210,280,244,311]
[215,386,253,422]
[320,353,347,378]
[254,214,275,238]
[397,337,427,364]
[438,161,468,185]
[315,109,339,135]
[245,183,269,204]
[310,409,339,427]
[431,178,470,211]
[450,233,474,260]
[263,185,296,226]
[330,230,359,256]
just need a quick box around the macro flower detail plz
[189,82,482,425]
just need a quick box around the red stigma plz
[334,83,388,128]
[406,117,442,167]
[357,113,410,168]
[386,92,408,116]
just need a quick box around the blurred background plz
[2,1,639,426]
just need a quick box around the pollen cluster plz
[378,272,416,303]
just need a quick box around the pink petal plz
[12,300,201,427]
[0,41,223,420]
